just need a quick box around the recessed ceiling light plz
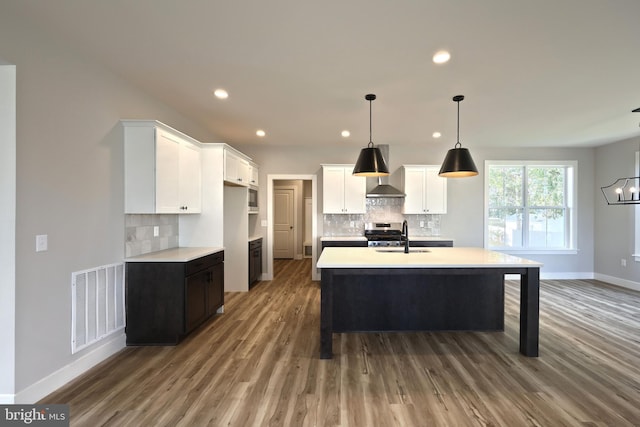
[432,50,451,64]
[341,130,350,137]
[256,129,266,137]
[432,132,442,138]
[214,88,228,99]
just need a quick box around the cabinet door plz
[322,166,347,213]
[179,141,201,212]
[224,150,250,186]
[224,150,239,184]
[206,263,224,316]
[424,166,447,214]
[403,167,426,214]
[185,272,207,333]
[238,158,250,186]
[249,164,259,187]
[343,172,366,213]
[155,129,181,213]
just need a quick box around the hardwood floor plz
[42,259,640,426]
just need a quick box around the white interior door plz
[273,188,294,259]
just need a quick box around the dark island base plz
[320,267,539,359]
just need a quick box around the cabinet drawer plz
[185,251,224,276]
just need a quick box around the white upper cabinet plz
[123,120,202,214]
[224,148,251,186]
[401,165,447,214]
[248,161,259,187]
[322,165,366,214]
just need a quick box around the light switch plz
[261,220,268,227]
[36,234,48,252]
[153,226,160,237]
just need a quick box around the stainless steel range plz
[364,222,404,247]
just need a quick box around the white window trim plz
[484,160,578,254]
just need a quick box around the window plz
[485,161,577,253]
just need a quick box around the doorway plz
[267,175,318,281]
[273,186,295,259]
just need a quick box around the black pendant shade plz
[439,146,478,177]
[353,94,390,176]
[353,145,389,177]
[438,95,479,178]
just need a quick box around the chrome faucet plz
[402,220,409,253]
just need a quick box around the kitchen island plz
[316,247,542,358]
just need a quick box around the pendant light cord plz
[365,93,376,148]
[453,95,464,149]
[368,97,373,148]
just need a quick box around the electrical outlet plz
[621,258,627,267]
[350,221,355,227]
[36,234,48,252]
[420,221,424,227]
[153,226,159,237]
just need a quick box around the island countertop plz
[316,246,542,269]
[125,247,224,263]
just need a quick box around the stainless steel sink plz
[375,248,431,253]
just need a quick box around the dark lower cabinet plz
[249,238,262,288]
[126,250,224,345]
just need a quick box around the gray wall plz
[0,10,211,398]
[242,143,597,278]
[595,137,640,288]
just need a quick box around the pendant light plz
[600,107,640,205]
[353,94,390,177]
[438,95,479,177]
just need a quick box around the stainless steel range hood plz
[367,177,405,198]
[365,144,405,198]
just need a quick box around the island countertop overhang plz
[316,247,543,269]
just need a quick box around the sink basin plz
[375,248,431,253]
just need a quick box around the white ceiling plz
[7,0,640,149]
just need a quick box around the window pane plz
[488,208,523,247]
[488,166,523,207]
[528,208,566,248]
[527,167,565,206]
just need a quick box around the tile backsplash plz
[125,214,179,257]
[323,198,441,237]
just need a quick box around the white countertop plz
[125,247,224,263]
[316,247,542,269]
[321,236,367,241]
[408,236,453,241]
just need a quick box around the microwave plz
[248,188,258,212]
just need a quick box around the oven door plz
[367,239,403,247]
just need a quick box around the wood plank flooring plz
[41,259,640,426]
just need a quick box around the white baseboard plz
[505,272,595,281]
[14,332,126,404]
[594,273,640,292]
[541,272,595,280]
